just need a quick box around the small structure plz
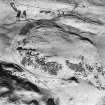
[16,10,21,21]
[10,0,27,21]
[22,10,27,19]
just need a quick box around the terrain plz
[0,0,105,105]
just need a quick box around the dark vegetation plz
[0,59,60,104]
[67,76,79,83]
[46,98,56,105]
[0,60,42,104]
[17,46,62,75]
[66,60,85,73]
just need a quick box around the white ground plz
[0,0,105,105]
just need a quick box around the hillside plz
[0,0,105,105]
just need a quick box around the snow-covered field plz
[0,0,105,105]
